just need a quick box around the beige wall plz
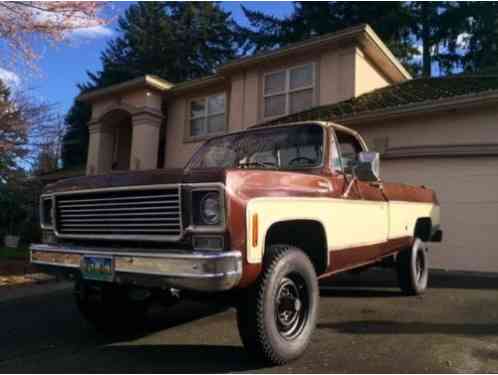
[350,105,498,151]
[164,97,202,168]
[354,47,391,96]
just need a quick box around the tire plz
[237,244,319,365]
[397,238,429,295]
[74,280,149,333]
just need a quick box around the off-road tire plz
[74,280,149,333]
[237,244,319,365]
[397,238,429,295]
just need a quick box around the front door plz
[327,129,389,272]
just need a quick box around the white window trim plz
[188,93,227,140]
[263,62,316,120]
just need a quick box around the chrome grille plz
[54,185,182,241]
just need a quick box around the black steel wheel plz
[275,275,309,340]
[237,244,319,365]
[397,238,429,295]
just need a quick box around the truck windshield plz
[187,124,324,170]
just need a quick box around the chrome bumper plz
[30,244,242,292]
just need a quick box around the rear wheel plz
[237,245,319,365]
[74,280,150,333]
[397,238,429,295]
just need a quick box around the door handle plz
[369,180,383,188]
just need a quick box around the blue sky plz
[0,2,294,117]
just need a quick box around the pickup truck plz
[31,121,442,365]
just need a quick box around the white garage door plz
[382,157,498,273]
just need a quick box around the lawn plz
[0,246,30,260]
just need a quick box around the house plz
[77,24,498,273]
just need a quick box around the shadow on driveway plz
[319,268,498,294]
[318,320,498,337]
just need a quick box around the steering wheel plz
[289,156,315,166]
[239,161,276,168]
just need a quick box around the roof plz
[261,74,498,126]
[219,24,411,82]
[77,75,173,103]
[78,24,411,104]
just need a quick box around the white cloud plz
[69,25,114,39]
[0,68,20,87]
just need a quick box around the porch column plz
[86,121,114,175]
[129,111,163,170]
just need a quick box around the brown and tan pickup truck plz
[32,121,442,364]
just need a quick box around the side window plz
[334,130,365,174]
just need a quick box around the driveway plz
[0,269,497,373]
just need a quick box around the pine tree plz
[62,2,242,168]
[459,2,498,72]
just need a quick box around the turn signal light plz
[252,213,258,247]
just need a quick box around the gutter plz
[339,89,498,125]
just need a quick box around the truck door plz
[328,128,389,271]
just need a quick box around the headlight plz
[200,192,221,225]
[40,195,54,229]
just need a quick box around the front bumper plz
[30,244,242,292]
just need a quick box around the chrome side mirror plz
[353,151,380,181]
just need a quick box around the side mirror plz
[353,151,380,181]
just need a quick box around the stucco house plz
[77,24,498,273]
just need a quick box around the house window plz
[264,63,315,118]
[189,93,226,138]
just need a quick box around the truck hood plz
[44,168,227,194]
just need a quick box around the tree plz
[458,2,498,73]
[240,2,419,74]
[0,79,61,182]
[0,80,28,181]
[62,2,242,168]
[0,1,108,69]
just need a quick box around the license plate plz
[81,256,114,282]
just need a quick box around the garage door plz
[381,156,498,273]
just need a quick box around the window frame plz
[186,92,227,142]
[331,128,368,175]
[263,62,316,120]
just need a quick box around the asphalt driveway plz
[0,269,497,373]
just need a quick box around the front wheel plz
[397,238,429,295]
[237,245,319,365]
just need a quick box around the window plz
[187,124,324,170]
[189,93,226,138]
[334,130,365,174]
[263,63,315,118]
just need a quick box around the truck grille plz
[54,186,182,241]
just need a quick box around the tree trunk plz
[421,3,432,77]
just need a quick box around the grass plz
[0,246,30,260]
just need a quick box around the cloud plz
[69,25,114,39]
[0,68,20,87]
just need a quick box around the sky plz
[0,2,295,117]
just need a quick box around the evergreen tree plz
[458,2,498,72]
[62,2,242,168]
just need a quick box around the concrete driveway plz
[0,269,497,373]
